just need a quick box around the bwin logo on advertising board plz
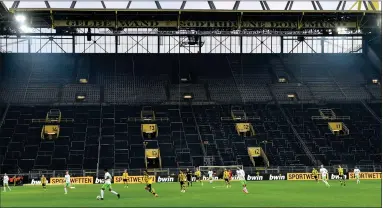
[157,177,174,183]
[202,176,218,181]
[246,175,263,181]
[95,178,105,184]
[331,174,347,180]
[269,174,285,180]
[31,179,44,185]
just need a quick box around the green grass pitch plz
[1,180,381,207]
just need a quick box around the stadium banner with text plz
[94,177,105,184]
[329,173,348,180]
[287,173,327,180]
[157,176,177,183]
[27,178,49,185]
[154,174,287,182]
[50,177,93,184]
[145,149,159,159]
[54,20,358,29]
[348,172,381,180]
[113,176,156,184]
[246,174,287,181]
[248,147,261,157]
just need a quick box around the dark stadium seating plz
[0,54,381,104]
[0,103,380,173]
[0,54,381,173]
[283,103,382,166]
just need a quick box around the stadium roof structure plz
[0,1,381,36]
[0,1,381,11]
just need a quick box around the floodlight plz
[15,15,26,23]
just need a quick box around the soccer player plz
[236,167,248,194]
[3,173,11,192]
[41,175,47,191]
[186,168,193,187]
[64,171,71,194]
[223,169,231,188]
[99,169,120,200]
[354,166,361,184]
[312,168,319,183]
[122,169,129,188]
[319,165,330,187]
[143,170,158,197]
[178,171,187,193]
[338,165,346,186]
[208,169,213,184]
[195,167,203,186]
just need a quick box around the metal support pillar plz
[115,36,118,53]
[280,36,284,53]
[239,36,243,54]
[72,35,75,53]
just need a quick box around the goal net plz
[198,165,243,181]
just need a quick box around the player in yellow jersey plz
[143,170,158,197]
[122,169,129,188]
[194,168,203,186]
[223,169,231,188]
[338,165,346,186]
[41,175,47,191]
[312,168,319,183]
[178,171,187,193]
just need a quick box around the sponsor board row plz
[27,174,283,185]
[286,172,382,181]
[155,174,287,182]
[29,176,157,185]
[25,172,382,185]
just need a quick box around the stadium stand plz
[0,53,381,173]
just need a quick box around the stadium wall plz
[4,172,382,186]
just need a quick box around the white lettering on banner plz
[31,179,42,185]
[331,174,347,180]
[246,175,263,181]
[269,174,286,180]
[157,177,174,183]
[95,178,105,184]
[202,176,219,181]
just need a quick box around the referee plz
[186,168,193,187]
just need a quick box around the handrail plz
[0,103,10,129]
[190,106,207,157]
[278,105,318,166]
[361,100,381,124]
[96,104,103,177]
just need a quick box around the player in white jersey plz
[208,170,213,184]
[3,173,11,192]
[236,167,248,194]
[99,169,120,200]
[64,171,71,194]
[319,165,330,187]
[354,167,361,184]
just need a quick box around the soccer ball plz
[96,196,101,200]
